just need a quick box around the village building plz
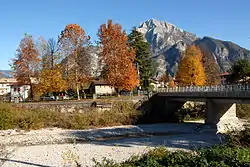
[220,72,230,85]
[0,78,17,96]
[9,83,30,103]
[89,80,116,97]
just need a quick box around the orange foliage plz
[175,45,206,86]
[168,79,176,87]
[12,34,41,85]
[58,24,89,48]
[58,24,90,99]
[98,20,139,92]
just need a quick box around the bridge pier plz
[205,100,242,132]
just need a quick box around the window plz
[18,88,20,92]
[14,88,17,92]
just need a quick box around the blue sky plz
[0,0,250,70]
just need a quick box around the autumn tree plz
[199,45,221,85]
[168,79,176,87]
[128,28,156,90]
[175,45,206,86]
[12,34,41,99]
[58,24,91,100]
[39,38,61,69]
[35,37,67,97]
[159,73,170,84]
[98,20,139,94]
[36,68,67,97]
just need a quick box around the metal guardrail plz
[151,84,250,99]
[155,84,250,93]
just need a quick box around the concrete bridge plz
[150,84,250,131]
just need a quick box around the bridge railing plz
[155,84,250,93]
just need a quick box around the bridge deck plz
[154,85,250,101]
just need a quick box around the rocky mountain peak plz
[137,19,198,56]
[139,18,180,32]
[136,18,250,77]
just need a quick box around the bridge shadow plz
[0,158,52,167]
[64,123,219,150]
[136,95,186,124]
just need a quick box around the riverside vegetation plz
[0,102,250,166]
[0,101,250,130]
[0,102,140,130]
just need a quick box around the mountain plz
[196,37,250,72]
[137,19,250,76]
[0,70,13,78]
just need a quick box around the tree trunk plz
[76,83,80,100]
[115,88,121,97]
[82,89,86,99]
[30,83,33,101]
[75,52,80,100]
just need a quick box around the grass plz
[0,102,141,130]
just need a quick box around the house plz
[9,83,30,103]
[89,80,116,96]
[149,79,163,91]
[0,78,17,96]
[220,72,230,85]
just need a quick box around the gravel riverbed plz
[0,123,221,167]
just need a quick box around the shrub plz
[93,146,250,167]
[174,102,205,122]
[0,101,141,130]
[237,104,250,121]
[226,126,250,148]
[0,106,14,130]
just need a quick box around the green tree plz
[227,59,250,85]
[128,27,156,90]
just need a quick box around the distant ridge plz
[0,70,13,78]
[137,18,250,76]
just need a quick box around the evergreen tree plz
[227,59,250,85]
[128,27,156,90]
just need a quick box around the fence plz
[155,84,250,93]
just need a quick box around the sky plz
[0,0,250,70]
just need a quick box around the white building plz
[9,84,30,103]
[90,80,116,96]
[0,78,17,96]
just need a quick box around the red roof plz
[92,80,109,85]
[220,72,230,76]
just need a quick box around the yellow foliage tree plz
[175,45,206,86]
[37,68,67,96]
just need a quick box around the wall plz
[95,85,116,95]
[15,101,112,113]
